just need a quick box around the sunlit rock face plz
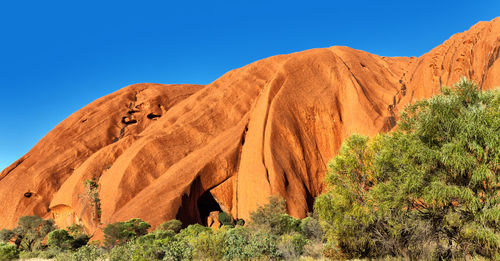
[1,18,499,236]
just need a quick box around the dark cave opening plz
[197,190,222,226]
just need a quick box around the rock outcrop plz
[1,18,500,235]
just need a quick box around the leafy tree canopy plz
[315,79,499,259]
[104,218,151,248]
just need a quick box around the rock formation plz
[1,18,500,235]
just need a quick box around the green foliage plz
[83,178,102,223]
[161,234,193,261]
[300,215,323,240]
[47,226,89,251]
[2,215,57,252]
[191,229,225,260]
[104,218,151,248]
[0,199,325,260]
[314,134,382,258]
[249,196,302,236]
[218,212,234,227]
[243,229,280,259]
[19,247,65,259]
[67,223,87,238]
[277,232,308,259]
[158,219,182,233]
[0,229,14,244]
[0,242,19,260]
[66,224,90,249]
[221,226,250,260]
[48,229,74,250]
[57,244,104,261]
[249,195,286,227]
[315,79,500,259]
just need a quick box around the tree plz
[249,196,301,236]
[66,223,90,249]
[0,216,56,252]
[48,229,74,250]
[158,219,182,233]
[315,79,499,259]
[47,226,89,251]
[104,218,151,248]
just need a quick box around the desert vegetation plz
[315,78,499,260]
[0,197,323,260]
[0,79,497,260]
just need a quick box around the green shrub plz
[249,196,286,228]
[3,215,56,251]
[60,244,104,261]
[0,229,14,244]
[249,196,302,236]
[161,236,193,261]
[243,229,280,259]
[19,247,65,259]
[0,242,19,260]
[158,219,182,233]
[177,224,211,238]
[83,178,102,222]
[218,212,234,227]
[315,79,500,259]
[106,241,135,261]
[222,226,250,260]
[277,214,301,235]
[277,232,308,259]
[104,218,151,247]
[300,215,323,240]
[301,239,324,259]
[48,229,74,250]
[66,223,90,249]
[191,229,225,260]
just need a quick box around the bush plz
[315,79,500,259]
[104,218,151,247]
[0,229,14,244]
[249,196,302,236]
[301,240,324,259]
[300,215,323,240]
[277,232,308,259]
[106,241,136,261]
[222,226,250,260]
[249,196,286,228]
[0,242,19,260]
[161,236,193,261]
[19,247,65,259]
[244,229,280,259]
[66,223,90,249]
[191,229,225,260]
[48,229,74,250]
[57,244,104,261]
[158,219,182,234]
[3,215,56,251]
[218,212,234,227]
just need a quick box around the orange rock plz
[1,18,500,236]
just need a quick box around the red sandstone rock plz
[1,18,500,236]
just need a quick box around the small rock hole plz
[122,117,137,124]
[147,113,161,119]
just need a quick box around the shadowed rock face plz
[1,18,500,234]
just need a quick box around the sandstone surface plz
[1,18,500,235]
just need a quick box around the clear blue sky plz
[0,0,498,171]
